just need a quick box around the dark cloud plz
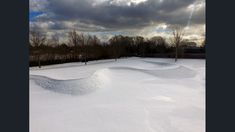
[30,0,205,42]
[33,0,204,29]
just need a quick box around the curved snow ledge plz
[30,69,110,95]
[142,60,175,67]
[109,65,196,79]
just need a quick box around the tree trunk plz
[175,44,178,62]
[175,51,178,62]
[84,47,87,65]
[38,55,41,68]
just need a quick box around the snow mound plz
[109,65,196,79]
[30,69,110,95]
[142,60,175,67]
[145,66,196,78]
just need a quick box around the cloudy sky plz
[29,0,205,44]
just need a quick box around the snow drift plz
[30,69,110,95]
[109,65,196,79]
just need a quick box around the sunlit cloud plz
[29,0,205,44]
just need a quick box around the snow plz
[30,57,205,132]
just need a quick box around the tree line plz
[30,28,205,67]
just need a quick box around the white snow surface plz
[30,57,205,132]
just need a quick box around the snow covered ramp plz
[30,69,110,95]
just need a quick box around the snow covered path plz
[30,57,205,132]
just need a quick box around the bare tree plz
[109,35,122,61]
[77,33,92,65]
[171,26,184,62]
[50,34,60,47]
[30,31,46,47]
[68,30,80,47]
[29,30,46,68]
[91,35,100,45]
[84,34,92,65]
[150,36,166,46]
[68,30,81,60]
[133,36,145,56]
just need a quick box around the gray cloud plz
[33,0,204,28]
[30,0,205,43]
[30,0,48,12]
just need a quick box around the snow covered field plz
[30,57,205,132]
